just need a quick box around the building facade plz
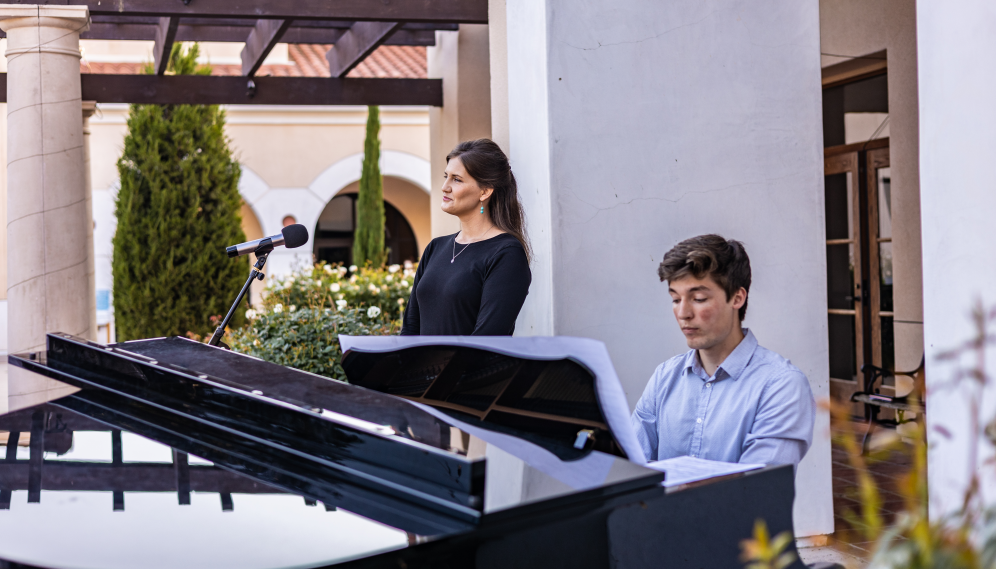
[1,0,994,546]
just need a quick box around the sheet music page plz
[646,456,764,487]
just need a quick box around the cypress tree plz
[352,106,386,266]
[112,44,246,341]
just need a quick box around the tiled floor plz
[825,418,914,561]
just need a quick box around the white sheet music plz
[338,335,645,463]
[647,456,764,487]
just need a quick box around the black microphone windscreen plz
[281,224,309,249]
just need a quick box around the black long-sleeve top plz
[401,232,531,336]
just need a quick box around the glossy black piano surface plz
[0,334,804,569]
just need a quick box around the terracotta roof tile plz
[81,44,427,79]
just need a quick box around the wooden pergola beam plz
[8,0,488,23]
[68,23,440,46]
[152,17,179,75]
[326,21,402,78]
[0,74,442,106]
[1,20,454,45]
[241,19,292,77]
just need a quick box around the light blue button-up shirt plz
[631,329,815,466]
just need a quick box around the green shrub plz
[229,306,394,382]
[112,43,246,340]
[228,262,414,379]
[260,262,415,324]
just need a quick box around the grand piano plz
[0,333,805,568]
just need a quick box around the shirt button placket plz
[701,380,717,457]
[691,381,709,457]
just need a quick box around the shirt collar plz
[683,328,758,382]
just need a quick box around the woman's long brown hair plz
[446,138,532,264]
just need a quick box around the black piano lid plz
[338,335,644,462]
[0,333,664,569]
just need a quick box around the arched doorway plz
[313,194,418,266]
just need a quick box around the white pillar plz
[82,100,96,341]
[1,5,89,409]
[917,1,996,520]
[495,0,833,536]
[427,24,492,238]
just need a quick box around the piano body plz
[0,333,805,569]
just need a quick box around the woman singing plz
[401,139,531,336]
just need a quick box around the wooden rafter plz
[241,19,292,77]
[152,17,178,75]
[326,21,402,78]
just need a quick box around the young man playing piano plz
[631,234,815,466]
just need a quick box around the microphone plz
[227,224,309,258]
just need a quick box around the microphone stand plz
[208,241,273,348]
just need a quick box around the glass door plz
[824,139,893,412]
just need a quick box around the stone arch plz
[309,151,432,253]
[308,150,432,203]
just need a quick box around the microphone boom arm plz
[208,241,273,348]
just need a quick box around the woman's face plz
[441,156,492,217]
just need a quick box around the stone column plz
[427,24,492,238]
[82,101,96,341]
[1,5,89,409]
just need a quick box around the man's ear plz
[732,287,747,310]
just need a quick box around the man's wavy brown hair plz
[658,234,752,321]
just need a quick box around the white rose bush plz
[229,262,416,381]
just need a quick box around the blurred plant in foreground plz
[740,519,796,569]
[742,301,996,569]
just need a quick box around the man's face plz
[668,274,746,351]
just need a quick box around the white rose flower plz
[400,280,409,288]
[336,299,348,310]
[397,298,405,305]
[273,304,284,313]
[368,284,377,292]
[338,266,348,275]
[245,309,257,319]
[324,265,334,274]
[349,265,358,272]
[330,283,341,292]
[403,260,413,270]
[349,275,357,283]
[289,305,297,312]
[367,306,382,318]
[337,294,344,300]
[386,275,393,282]
[388,264,400,273]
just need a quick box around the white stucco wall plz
[503,0,833,537]
[917,0,996,520]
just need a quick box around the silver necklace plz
[451,239,471,263]
[451,227,493,263]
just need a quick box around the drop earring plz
[480,205,484,214]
